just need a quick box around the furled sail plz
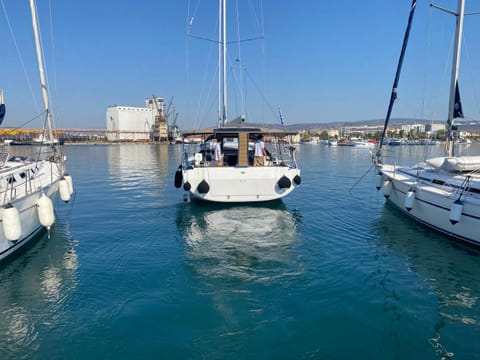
[377,0,417,152]
[454,80,464,119]
[0,90,5,125]
[0,103,5,125]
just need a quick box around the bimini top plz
[182,123,297,138]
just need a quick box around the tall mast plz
[218,0,222,128]
[30,0,54,143]
[378,0,417,154]
[222,0,227,126]
[445,0,465,157]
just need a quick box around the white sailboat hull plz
[0,160,62,261]
[378,164,480,246]
[183,166,300,203]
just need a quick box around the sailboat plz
[0,0,73,262]
[174,0,301,203]
[374,0,480,246]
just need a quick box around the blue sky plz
[1,0,479,130]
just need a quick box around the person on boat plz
[254,135,267,166]
[214,138,223,166]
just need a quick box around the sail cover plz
[0,104,5,125]
[454,81,464,119]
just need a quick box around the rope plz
[421,3,434,164]
[5,111,46,132]
[245,70,278,121]
[349,163,376,193]
[463,34,480,117]
[189,2,219,130]
[48,0,59,131]
[0,0,40,112]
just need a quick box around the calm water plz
[1,143,480,359]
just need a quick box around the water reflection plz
[107,144,171,201]
[375,205,480,358]
[107,143,170,178]
[0,220,78,359]
[176,201,303,283]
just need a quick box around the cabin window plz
[432,179,445,185]
[19,172,26,179]
[7,176,15,184]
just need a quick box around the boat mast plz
[222,0,228,126]
[30,0,54,144]
[218,0,222,128]
[445,0,465,157]
[378,0,417,154]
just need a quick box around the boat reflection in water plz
[376,204,480,359]
[0,219,78,359]
[176,201,303,283]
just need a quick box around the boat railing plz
[0,163,45,202]
[183,141,297,168]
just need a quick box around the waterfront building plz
[457,123,480,137]
[401,123,426,133]
[342,125,384,137]
[106,97,168,142]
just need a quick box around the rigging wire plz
[47,0,59,132]
[186,0,270,128]
[349,162,376,193]
[4,110,46,132]
[421,3,433,123]
[422,3,434,162]
[0,0,40,113]
[187,0,219,130]
[463,35,480,118]
[186,0,192,130]
[247,0,264,34]
[186,0,206,129]
[230,64,240,117]
[244,69,278,122]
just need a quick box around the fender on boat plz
[449,199,463,225]
[405,188,415,211]
[278,176,291,189]
[59,178,71,203]
[2,203,21,241]
[382,180,392,198]
[64,174,74,195]
[174,165,183,188]
[375,174,383,190]
[37,194,55,230]
[293,175,301,185]
[197,180,210,194]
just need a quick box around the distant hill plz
[191,118,480,132]
[281,118,480,131]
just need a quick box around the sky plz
[0,0,480,131]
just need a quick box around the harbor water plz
[1,143,479,359]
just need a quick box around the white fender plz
[382,180,392,198]
[405,189,416,211]
[37,194,55,230]
[449,199,463,225]
[64,174,74,195]
[2,204,22,241]
[59,179,71,203]
[375,174,383,190]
